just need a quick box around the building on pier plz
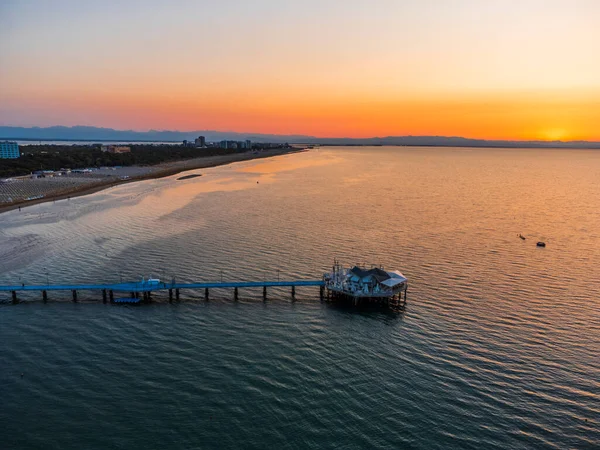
[323,262,408,308]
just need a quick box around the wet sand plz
[0,148,302,214]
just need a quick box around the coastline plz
[0,147,304,215]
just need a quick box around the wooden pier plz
[1,276,407,310]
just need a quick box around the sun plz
[541,128,569,141]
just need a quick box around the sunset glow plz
[1,0,600,140]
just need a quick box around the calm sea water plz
[1,147,599,449]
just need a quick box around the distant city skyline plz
[1,0,599,140]
[3,125,600,149]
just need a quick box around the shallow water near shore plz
[1,147,599,449]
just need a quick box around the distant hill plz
[310,136,600,149]
[1,126,599,149]
[0,126,309,144]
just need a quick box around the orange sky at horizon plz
[8,87,599,141]
[2,0,600,141]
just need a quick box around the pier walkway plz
[0,279,326,303]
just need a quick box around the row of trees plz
[0,144,248,177]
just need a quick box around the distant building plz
[245,140,252,149]
[32,170,56,178]
[195,136,206,147]
[182,140,196,147]
[101,145,131,154]
[218,140,252,150]
[0,141,20,159]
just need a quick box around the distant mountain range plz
[0,126,309,144]
[1,126,599,149]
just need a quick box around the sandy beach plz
[0,148,302,214]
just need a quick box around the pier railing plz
[0,280,325,292]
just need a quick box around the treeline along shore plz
[0,143,292,178]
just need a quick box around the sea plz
[0,146,598,449]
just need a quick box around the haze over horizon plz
[2,0,600,141]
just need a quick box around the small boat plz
[519,234,526,240]
[536,242,546,247]
[140,276,161,286]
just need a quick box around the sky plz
[1,0,599,140]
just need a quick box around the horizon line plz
[2,124,600,144]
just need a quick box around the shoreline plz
[0,148,304,215]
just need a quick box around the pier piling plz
[205,288,209,301]
[72,290,78,302]
[234,287,238,301]
[169,289,173,302]
[175,288,180,301]
[320,286,324,302]
[42,290,48,303]
[12,291,17,304]
[291,285,296,300]
[102,289,107,304]
[263,286,267,301]
[109,290,114,302]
